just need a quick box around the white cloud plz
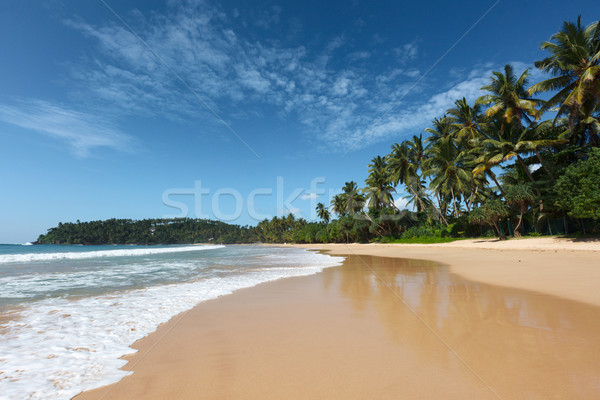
[300,193,318,200]
[60,2,530,155]
[347,51,371,61]
[253,6,282,29]
[333,66,495,151]
[0,100,132,157]
[393,197,411,211]
[394,42,418,63]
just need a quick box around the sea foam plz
[0,245,224,264]
[0,248,344,400]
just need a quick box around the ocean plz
[0,244,344,400]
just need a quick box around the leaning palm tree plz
[315,202,330,224]
[517,120,568,181]
[477,64,543,129]
[528,17,600,143]
[473,122,539,188]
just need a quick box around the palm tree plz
[341,181,365,215]
[473,125,537,185]
[387,142,429,212]
[424,137,473,216]
[477,64,543,129]
[315,202,330,224]
[330,194,346,217]
[505,183,536,237]
[447,98,483,144]
[408,134,425,169]
[517,120,568,182]
[528,17,600,144]
[364,156,396,211]
[425,116,454,146]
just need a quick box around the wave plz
[0,249,345,399]
[0,245,225,264]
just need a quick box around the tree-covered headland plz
[37,17,600,245]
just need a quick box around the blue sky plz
[1,0,598,243]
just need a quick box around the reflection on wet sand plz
[77,254,600,400]
[329,255,600,399]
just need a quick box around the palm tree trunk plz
[409,184,448,226]
[451,188,459,218]
[534,148,555,182]
[513,205,524,237]
[516,154,544,213]
[492,221,505,240]
[461,189,472,212]
[516,154,538,190]
[486,170,506,197]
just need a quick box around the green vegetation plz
[316,16,600,242]
[555,148,600,220]
[36,218,257,245]
[37,17,600,245]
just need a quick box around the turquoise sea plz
[0,244,343,399]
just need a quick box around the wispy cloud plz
[394,42,419,64]
[0,100,132,157]
[393,197,411,211]
[328,66,497,151]
[60,1,531,154]
[300,192,318,200]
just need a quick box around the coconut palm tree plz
[447,98,483,144]
[477,64,543,129]
[408,134,425,169]
[341,181,365,215]
[528,17,600,143]
[330,194,346,217]
[424,137,473,216]
[425,116,454,146]
[387,142,418,185]
[517,120,568,181]
[387,142,430,214]
[473,124,538,186]
[364,156,396,211]
[315,202,330,224]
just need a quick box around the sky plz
[1,0,599,243]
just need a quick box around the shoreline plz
[286,237,600,307]
[76,239,600,399]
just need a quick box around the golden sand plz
[76,241,600,399]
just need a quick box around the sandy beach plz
[76,238,600,399]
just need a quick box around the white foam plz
[0,261,202,299]
[0,245,225,264]
[0,249,344,400]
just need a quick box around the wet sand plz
[293,241,600,307]
[77,252,600,399]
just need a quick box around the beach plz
[76,238,600,399]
